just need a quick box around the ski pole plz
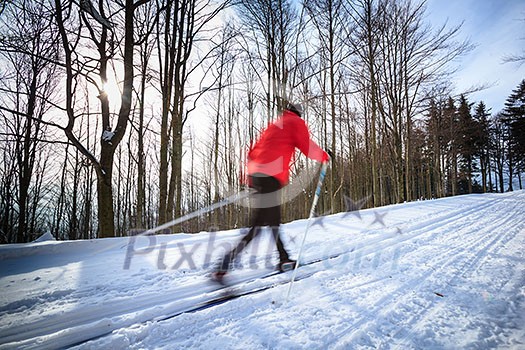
[96,189,252,255]
[286,162,328,302]
[140,190,252,236]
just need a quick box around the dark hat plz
[286,102,303,117]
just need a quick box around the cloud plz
[426,0,525,111]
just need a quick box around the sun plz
[101,78,122,108]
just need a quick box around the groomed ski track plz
[1,191,524,349]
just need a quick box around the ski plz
[190,251,344,314]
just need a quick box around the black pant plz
[219,174,290,271]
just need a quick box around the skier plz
[211,101,330,284]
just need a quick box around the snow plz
[32,232,56,243]
[102,130,114,143]
[1,191,525,349]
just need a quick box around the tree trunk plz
[365,0,380,207]
[97,146,115,237]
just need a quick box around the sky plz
[425,0,525,113]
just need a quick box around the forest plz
[0,0,524,243]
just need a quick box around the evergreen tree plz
[503,80,525,171]
[456,95,478,194]
[490,113,510,193]
[473,101,491,192]
[443,97,459,195]
[426,99,442,197]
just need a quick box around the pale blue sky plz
[425,0,525,113]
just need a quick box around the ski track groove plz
[0,200,438,343]
[31,200,497,345]
[114,196,511,349]
[387,201,525,350]
[387,224,521,348]
[327,194,524,349]
[0,268,281,348]
[127,196,512,350]
[298,196,498,282]
[2,193,522,349]
[307,195,500,289]
[326,233,483,348]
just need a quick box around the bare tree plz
[0,0,60,242]
[347,0,471,204]
[236,0,298,117]
[156,0,229,228]
[133,0,158,229]
[345,0,382,206]
[303,0,351,213]
[503,16,525,66]
[54,0,149,237]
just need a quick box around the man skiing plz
[211,101,330,284]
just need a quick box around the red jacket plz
[247,110,329,186]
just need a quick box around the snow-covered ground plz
[1,191,524,349]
